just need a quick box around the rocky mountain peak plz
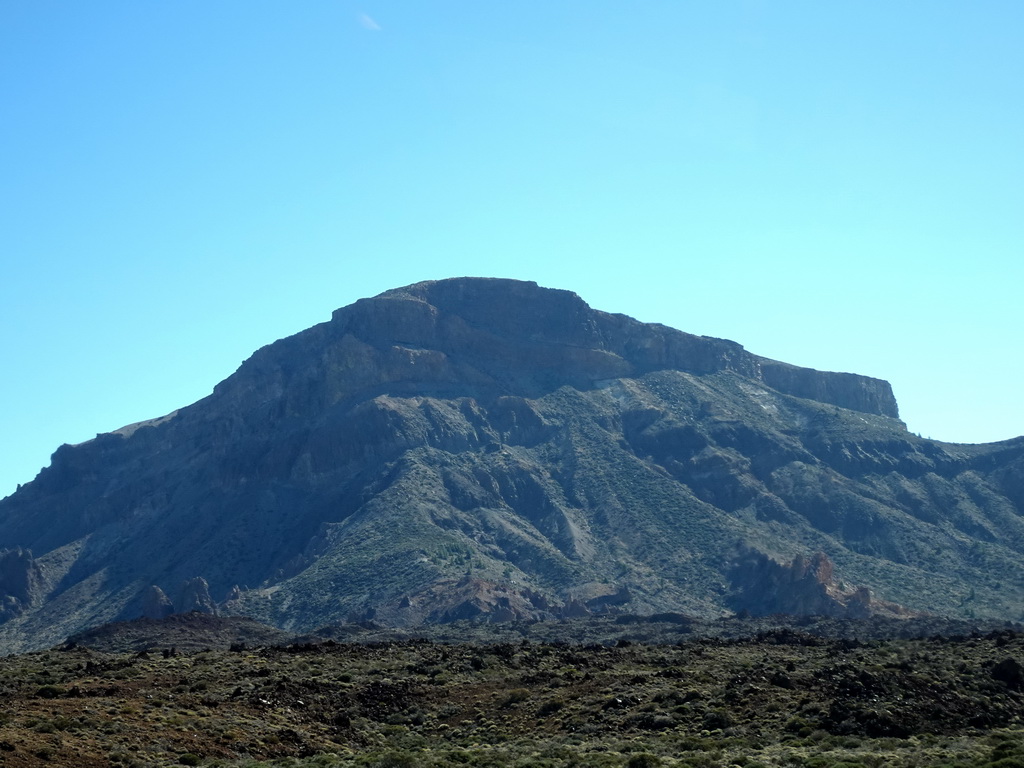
[219,277,898,422]
[0,277,1020,654]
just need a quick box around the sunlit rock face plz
[1,277,1022,653]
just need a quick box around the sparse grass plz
[0,627,1022,766]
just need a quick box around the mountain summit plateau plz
[2,278,1022,653]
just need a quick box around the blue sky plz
[2,1,1022,498]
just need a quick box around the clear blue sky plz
[2,2,1022,498]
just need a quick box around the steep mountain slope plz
[1,278,1022,652]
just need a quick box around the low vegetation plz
[1,617,1023,767]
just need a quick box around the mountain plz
[1,277,1023,653]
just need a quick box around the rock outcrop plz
[728,548,910,619]
[175,577,216,615]
[0,548,43,620]
[141,585,174,620]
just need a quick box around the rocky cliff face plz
[0,278,1021,653]
[320,280,899,417]
[0,548,43,621]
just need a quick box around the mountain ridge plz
[1,277,1022,653]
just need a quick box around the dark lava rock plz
[992,657,1024,690]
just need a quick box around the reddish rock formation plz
[728,548,911,619]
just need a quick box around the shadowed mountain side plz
[0,278,1022,653]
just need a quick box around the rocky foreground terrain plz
[1,614,1023,767]
[2,278,1023,654]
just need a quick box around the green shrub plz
[537,698,564,716]
[501,688,531,707]
[627,755,662,768]
[702,708,734,730]
[372,752,420,768]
